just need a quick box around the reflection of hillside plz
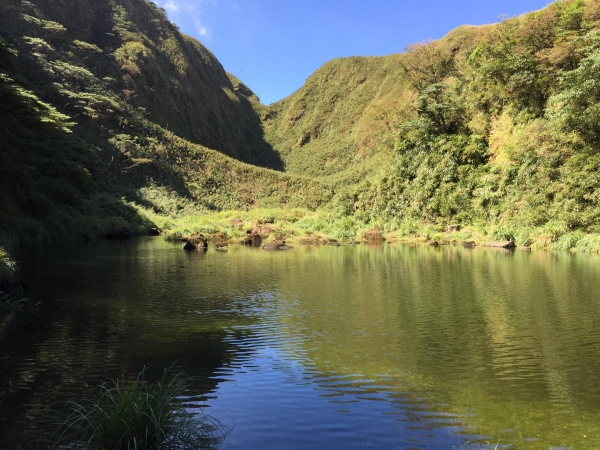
[263,245,600,448]
[0,239,274,448]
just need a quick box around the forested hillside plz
[351,0,600,247]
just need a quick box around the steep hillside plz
[0,0,328,244]
[352,0,600,243]
[263,26,485,179]
[0,0,281,168]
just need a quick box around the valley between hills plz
[3,0,600,255]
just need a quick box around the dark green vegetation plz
[0,247,17,282]
[2,0,600,251]
[54,368,224,450]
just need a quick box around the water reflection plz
[1,240,600,449]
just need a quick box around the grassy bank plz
[137,208,600,253]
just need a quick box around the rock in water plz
[213,231,228,243]
[364,228,385,243]
[262,241,292,250]
[183,241,197,251]
[484,241,516,249]
[263,242,283,250]
[251,224,273,239]
[242,233,262,246]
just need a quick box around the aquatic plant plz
[53,368,226,450]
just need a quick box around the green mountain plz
[263,25,483,180]
[3,0,600,251]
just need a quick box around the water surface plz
[1,238,600,449]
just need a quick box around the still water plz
[1,238,600,449]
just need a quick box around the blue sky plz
[157,0,553,105]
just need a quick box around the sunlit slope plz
[263,26,485,179]
[353,0,600,236]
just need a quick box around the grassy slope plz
[0,0,330,245]
[9,0,282,168]
[263,26,484,180]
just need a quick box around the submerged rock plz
[242,233,262,247]
[484,241,516,249]
[263,241,283,250]
[263,241,292,250]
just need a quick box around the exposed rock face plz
[484,241,516,249]
[213,231,228,243]
[183,234,208,250]
[447,225,462,233]
[364,228,385,242]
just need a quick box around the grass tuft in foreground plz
[0,247,17,283]
[53,368,226,450]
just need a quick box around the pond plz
[1,238,600,449]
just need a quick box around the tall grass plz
[53,368,226,450]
